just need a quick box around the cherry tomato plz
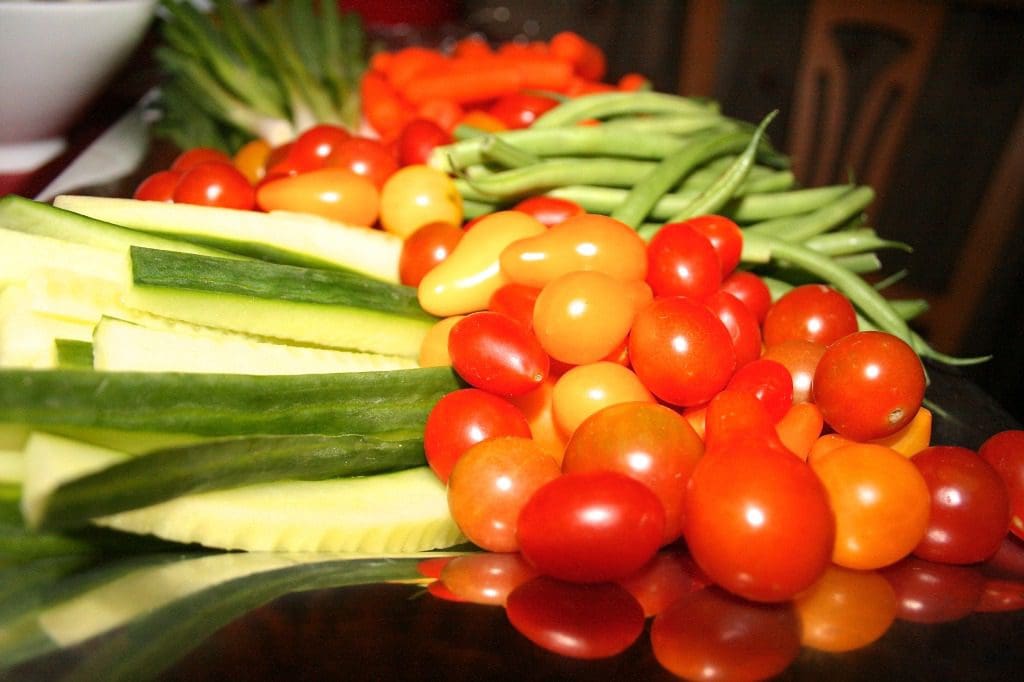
[763,283,858,347]
[550,361,654,437]
[499,213,647,288]
[628,296,737,407]
[398,221,463,286]
[170,146,232,172]
[702,389,780,452]
[289,124,352,172]
[487,92,560,129]
[645,221,722,299]
[682,214,744,276]
[508,377,568,465]
[447,436,561,552]
[255,167,379,226]
[563,402,704,544]
[703,289,763,368]
[422,388,531,482]
[517,470,666,583]
[762,339,826,404]
[511,196,585,228]
[811,443,931,570]
[813,331,926,441]
[911,445,1011,564]
[794,565,898,652]
[396,118,452,167]
[439,553,538,606]
[324,136,398,189]
[232,139,272,185]
[379,164,463,238]
[487,283,541,330]
[133,170,181,202]
[720,269,773,323]
[531,270,639,366]
[506,577,645,659]
[881,557,985,623]
[417,315,464,368]
[725,358,794,423]
[683,439,835,602]
[651,587,802,681]
[172,161,256,210]
[980,430,1024,540]
[448,311,549,397]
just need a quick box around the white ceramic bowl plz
[0,0,158,172]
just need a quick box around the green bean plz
[458,158,662,200]
[429,126,695,173]
[532,91,717,129]
[461,198,499,219]
[743,232,916,349]
[727,185,853,223]
[890,298,930,321]
[611,129,758,228]
[745,186,876,241]
[831,253,883,274]
[803,228,911,257]
[479,136,539,169]
[667,111,777,222]
[599,113,733,136]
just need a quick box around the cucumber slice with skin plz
[124,246,434,357]
[0,227,128,287]
[35,431,429,530]
[21,433,464,553]
[52,195,403,282]
[92,316,416,375]
[0,366,461,437]
[54,339,93,368]
[0,195,240,260]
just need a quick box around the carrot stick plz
[454,35,493,59]
[403,64,524,104]
[361,71,415,137]
[384,46,450,90]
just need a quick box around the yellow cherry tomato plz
[379,165,463,238]
[256,167,379,226]
[233,139,272,184]
[418,211,546,317]
[551,361,654,437]
[499,213,648,288]
[418,315,465,367]
[532,270,638,365]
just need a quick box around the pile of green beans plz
[426,91,977,366]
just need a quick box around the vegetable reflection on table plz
[1,535,1022,681]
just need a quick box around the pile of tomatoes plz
[412,207,1024,608]
[133,118,463,238]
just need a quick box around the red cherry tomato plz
[422,388,532,483]
[703,290,763,368]
[255,167,379,226]
[448,311,549,397]
[681,214,744,276]
[511,196,585,228]
[725,358,795,423]
[517,470,666,583]
[651,587,802,681]
[813,331,926,441]
[702,389,780,452]
[980,430,1024,541]
[645,222,722,299]
[488,283,541,330]
[761,339,826,404]
[506,577,645,659]
[325,136,399,189]
[133,170,182,202]
[720,269,773,324]
[398,221,463,286]
[172,161,256,210]
[287,124,352,171]
[763,283,859,347]
[912,445,1012,564]
[563,402,704,544]
[683,439,835,602]
[396,118,452,166]
[881,557,985,623]
[628,296,737,407]
[169,147,232,172]
[487,93,560,129]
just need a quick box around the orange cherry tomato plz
[232,139,272,185]
[551,361,654,437]
[255,167,379,226]
[499,213,647,288]
[379,164,463,238]
[417,315,464,368]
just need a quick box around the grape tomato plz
[447,311,549,397]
